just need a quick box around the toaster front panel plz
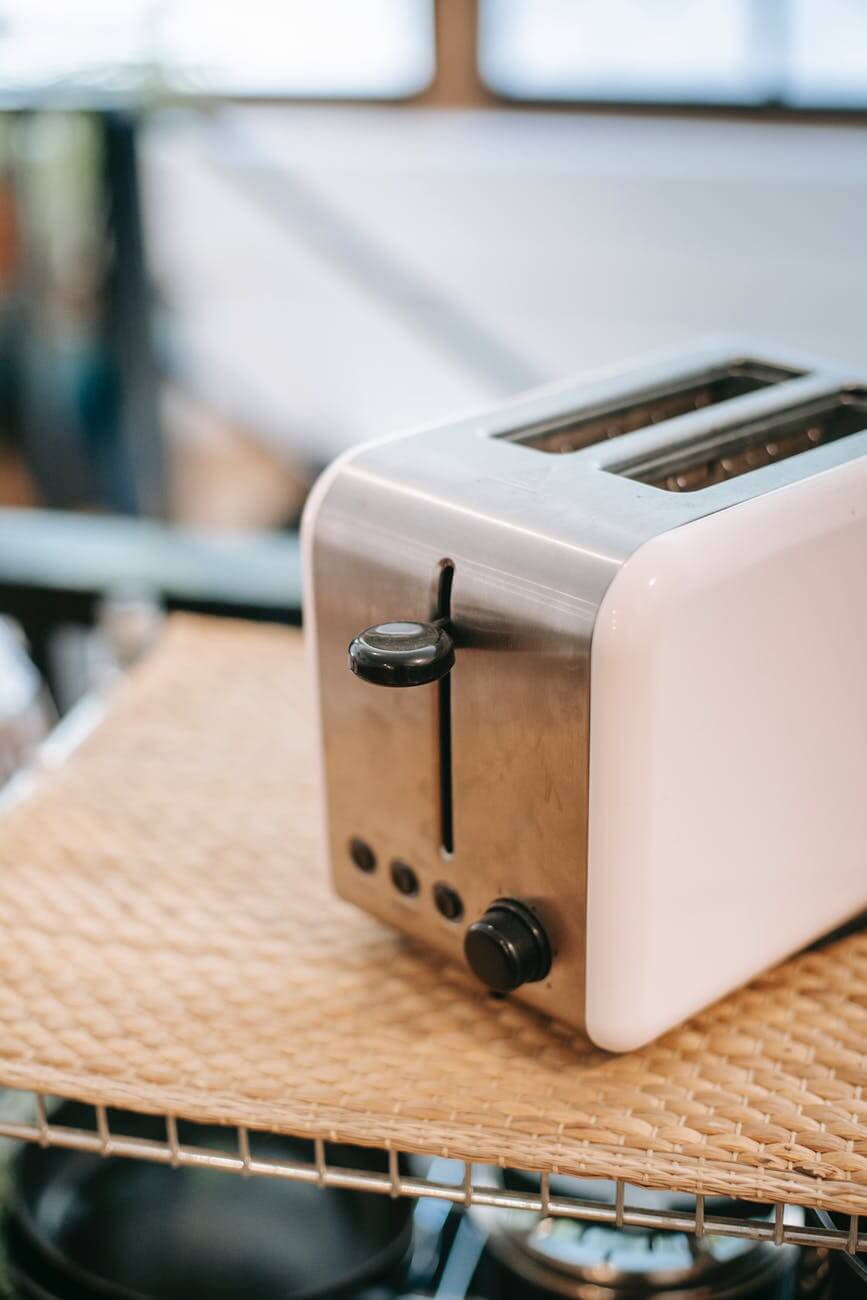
[306,461,599,1030]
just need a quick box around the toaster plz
[302,343,867,1051]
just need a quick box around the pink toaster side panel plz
[587,453,867,1051]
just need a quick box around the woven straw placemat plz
[0,615,865,1213]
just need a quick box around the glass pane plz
[479,0,867,108]
[0,0,434,99]
[786,0,867,106]
[480,0,769,104]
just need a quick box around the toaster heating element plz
[303,343,867,1051]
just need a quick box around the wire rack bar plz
[0,1099,862,1254]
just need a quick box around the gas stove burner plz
[471,1172,804,1300]
[4,1101,413,1300]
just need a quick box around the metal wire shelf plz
[0,1090,861,1256]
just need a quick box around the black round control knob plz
[348,621,455,688]
[464,899,552,992]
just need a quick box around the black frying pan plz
[4,1101,413,1300]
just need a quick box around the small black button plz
[349,837,376,874]
[348,621,455,688]
[433,883,464,922]
[391,861,419,897]
[464,898,551,992]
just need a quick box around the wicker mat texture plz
[0,615,865,1213]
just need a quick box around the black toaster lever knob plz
[348,620,455,688]
[464,899,552,992]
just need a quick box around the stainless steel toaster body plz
[303,343,867,1049]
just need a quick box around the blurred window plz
[0,0,434,99]
[479,0,867,110]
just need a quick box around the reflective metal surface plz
[304,341,867,1031]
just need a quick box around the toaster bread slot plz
[501,359,799,455]
[617,389,867,493]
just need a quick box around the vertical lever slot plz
[436,561,455,856]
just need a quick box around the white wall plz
[142,106,867,462]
